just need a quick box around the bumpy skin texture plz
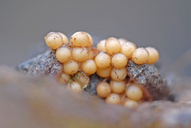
[127,60,148,79]
[85,73,104,95]
[127,60,169,100]
[17,51,169,100]
[27,50,62,78]
[17,54,42,73]
[49,60,63,79]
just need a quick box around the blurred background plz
[0,0,190,76]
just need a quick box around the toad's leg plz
[16,54,42,73]
[27,50,56,76]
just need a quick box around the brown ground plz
[0,66,191,128]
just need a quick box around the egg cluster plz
[45,31,98,92]
[95,37,159,108]
[44,31,159,108]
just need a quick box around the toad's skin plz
[127,60,169,100]
[17,51,169,100]
[17,54,43,73]
[17,50,62,79]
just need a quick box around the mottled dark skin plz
[85,73,104,95]
[127,60,148,80]
[48,59,63,79]
[17,54,42,73]
[27,50,57,76]
[17,51,169,100]
[127,60,169,100]
[17,50,62,79]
